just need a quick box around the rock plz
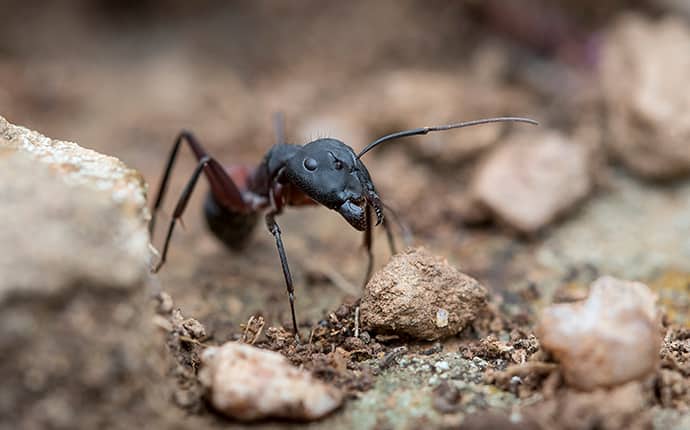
[471,130,593,234]
[370,70,534,164]
[198,342,343,421]
[600,14,690,180]
[0,116,150,296]
[182,318,206,340]
[0,115,160,429]
[154,291,174,314]
[360,247,488,341]
[537,276,661,391]
[528,381,651,430]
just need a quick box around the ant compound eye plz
[334,160,343,170]
[303,157,318,171]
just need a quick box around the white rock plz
[0,115,150,299]
[601,14,690,179]
[471,130,592,234]
[199,342,343,421]
[0,115,157,429]
[537,276,661,391]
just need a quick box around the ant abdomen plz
[204,192,259,250]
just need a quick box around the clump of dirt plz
[155,303,208,414]
[160,296,389,410]
[258,298,383,395]
[657,325,690,410]
[361,247,488,340]
[481,318,690,430]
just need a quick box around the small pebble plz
[334,304,350,319]
[472,357,488,370]
[343,337,366,351]
[155,292,174,314]
[436,309,449,328]
[432,381,462,414]
[182,318,206,339]
[435,361,450,372]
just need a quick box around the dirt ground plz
[2,1,690,429]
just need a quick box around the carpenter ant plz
[149,115,537,337]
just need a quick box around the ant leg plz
[362,205,374,287]
[273,112,286,145]
[153,156,211,273]
[265,212,300,339]
[382,216,397,255]
[150,130,246,238]
[382,202,413,252]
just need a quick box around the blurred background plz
[0,0,668,165]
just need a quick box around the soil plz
[2,1,690,429]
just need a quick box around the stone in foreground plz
[537,276,661,391]
[0,115,149,296]
[0,115,157,429]
[471,130,593,234]
[601,14,690,179]
[360,247,487,341]
[199,342,343,421]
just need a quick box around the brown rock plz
[601,14,690,179]
[0,115,160,429]
[471,130,592,233]
[360,247,488,341]
[537,276,661,391]
[199,342,343,421]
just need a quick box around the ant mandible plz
[149,114,537,337]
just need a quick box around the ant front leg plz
[382,202,414,252]
[265,185,300,340]
[382,213,397,255]
[361,204,410,285]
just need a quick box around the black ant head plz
[283,138,383,231]
[280,116,539,231]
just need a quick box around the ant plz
[149,114,537,337]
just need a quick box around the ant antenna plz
[356,116,539,159]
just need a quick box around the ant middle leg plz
[265,211,300,339]
[382,202,413,252]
